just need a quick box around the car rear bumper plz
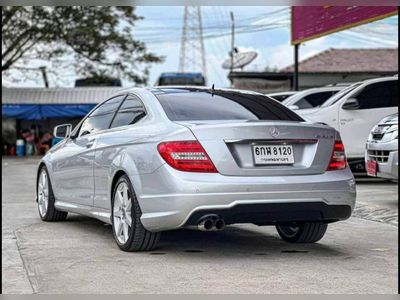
[366,141,398,180]
[184,202,351,226]
[136,165,356,232]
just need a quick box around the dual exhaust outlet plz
[197,214,225,231]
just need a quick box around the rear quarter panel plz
[92,119,195,210]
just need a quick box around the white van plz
[298,76,398,169]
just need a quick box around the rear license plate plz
[252,145,294,165]
[366,160,378,176]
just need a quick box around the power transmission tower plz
[178,6,207,78]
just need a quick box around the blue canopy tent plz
[2,86,123,120]
[2,103,96,120]
[2,87,123,154]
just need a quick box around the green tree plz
[2,6,163,85]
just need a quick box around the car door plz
[51,95,125,206]
[338,80,398,158]
[93,93,148,210]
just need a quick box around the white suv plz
[365,113,398,180]
[297,76,398,171]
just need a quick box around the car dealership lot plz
[2,157,398,293]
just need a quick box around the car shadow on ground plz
[57,214,348,259]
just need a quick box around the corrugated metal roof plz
[2,87,125,104]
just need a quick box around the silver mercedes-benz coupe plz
[36,87,356,251]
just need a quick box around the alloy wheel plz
[38,169,49,217]
[113,181,132,244]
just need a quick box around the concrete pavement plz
[2,157,398,293]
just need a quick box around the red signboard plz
[291,6,398,45]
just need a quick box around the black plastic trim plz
[184,202,352,226]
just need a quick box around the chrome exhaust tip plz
[198,218,214,231]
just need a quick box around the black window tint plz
[78,95,125,136]
[296,91,336,109]
[90,95,124,116]
[272,95,290,102]
[79,114,114,136]
[110,95,146,128]
[154,89,303,121]
[356,81,398,109]
[294,98,313,109]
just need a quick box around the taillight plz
[157,140,218,173]
[327,140,347,171]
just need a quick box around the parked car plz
[37,87,356,251]
[297,76,398,172]
[266,91,297,102]
[282,86,344,111]
[156,72,206,86]
[365,113,398,180]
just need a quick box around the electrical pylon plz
[178,6,207,78]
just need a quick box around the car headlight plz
[386,125,398,141]
[368,124,398,142]
[367,125,377,141]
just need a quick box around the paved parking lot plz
[2,157,398,293]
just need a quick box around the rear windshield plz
[153,89,304,122]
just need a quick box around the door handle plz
[86,140,95,148]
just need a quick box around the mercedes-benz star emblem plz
[269,127,280,138]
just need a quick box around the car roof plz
[358,76,398,84]
[267,91,297,96]
[159,72,204,78]
[299,86,344,93]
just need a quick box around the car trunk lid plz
[176,120,336,176]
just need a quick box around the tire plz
[276,222,327,243]
[111,175,161,252]
[37,166,68,221]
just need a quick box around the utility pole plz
[229,11,235,86]
[293,44,299,91]
[39,66,49,88]
[178,6,207,78]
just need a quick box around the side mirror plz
[288,105,299,111]
[342,98,360,110]
[53,124,72,139]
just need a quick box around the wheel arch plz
[110,170,128,202]
[108,151,144,208]
[36,161,48,201]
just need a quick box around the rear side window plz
[110,94,146,128]
[355,81,398,109]
[154,90,303,122]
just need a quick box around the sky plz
[3,6,398,88]
[135,6,398,88]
